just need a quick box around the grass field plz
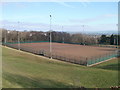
[2,46,119,88]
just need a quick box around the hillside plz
[2,46,119,88]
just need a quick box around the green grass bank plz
[2,46,119,88]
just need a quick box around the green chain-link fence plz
[3,41,118,49]
[87,52,118,66]
[4,41,118,66]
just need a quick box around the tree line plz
[99,34,120,45]
[1,28,119,45]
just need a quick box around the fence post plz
[86,57,87,66]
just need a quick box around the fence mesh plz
[87,52,118,66]
[4,42,118,66]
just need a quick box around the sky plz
[0,2,118,33]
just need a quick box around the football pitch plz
[6,42,118,66]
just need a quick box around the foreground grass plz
[2,46,119,88]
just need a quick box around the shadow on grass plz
[3,72,73,88]
[95,63,120,71]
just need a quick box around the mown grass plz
[2,46,119,88]
[93,57,119,71]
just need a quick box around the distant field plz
[2,46,119,88]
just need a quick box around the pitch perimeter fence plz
[3,41,118,48]
[4,42,118,66]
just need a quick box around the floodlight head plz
[7,31,10,33]
[44,33,47,36]
[29,33,32,37]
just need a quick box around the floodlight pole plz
[117,35,118,46]
[114,36,116,45]
[116,24,119,48]
[82,25,85,45]
[4,30,7,46]
[18,21,20,50]
[95,35,97,45]
[4,30,10,46]
[50,15,52,59]
[62,26,64,43]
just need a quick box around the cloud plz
[64,24,117,31]
[0,20,117,34]
[69,14,117,24]
[0,0,119,2]
[0,20,63,31]
[55,1,90,8]
[79,0,91,7]
[55,2,75,8]
[104,14,117,17]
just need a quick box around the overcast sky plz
[0,2,118,33]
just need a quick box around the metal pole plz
[82,25,85,45]
[95,35,97,45]
[62,26,64,43]
[50,15,52,59]
[114,36,116,45]
[116,24,119,48]
[117,35,119,47]
[18,31,20,50]
[18,22,20,50]
[4,30,7,46]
